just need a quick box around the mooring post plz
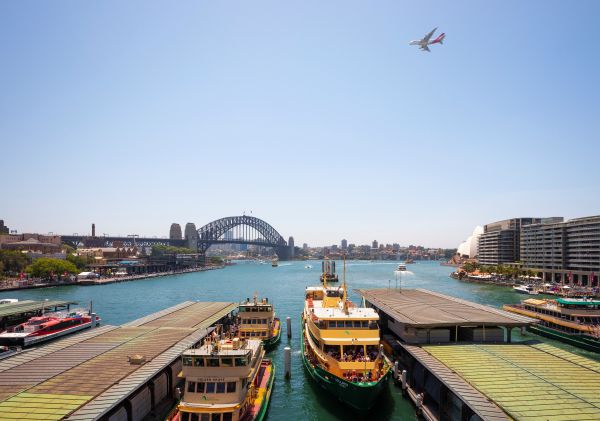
[401,370,408,395]
[286,316,292,338]
[284,347,291,380]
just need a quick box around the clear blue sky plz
[1,1,599,248]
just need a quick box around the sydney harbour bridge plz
[61,215,294,260]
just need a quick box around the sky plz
[1,1,599,248]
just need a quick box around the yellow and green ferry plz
[168,336,274,421]
[301,268,391,412]
[237,295,281,351]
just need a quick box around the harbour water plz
[3,261,598,420]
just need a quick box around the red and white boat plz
[0,310,101,347]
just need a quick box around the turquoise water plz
[3,261,598,420]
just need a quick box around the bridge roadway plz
[0,301,236,420]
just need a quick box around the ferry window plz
[211,414,221,421]
[181,413,190,421]
[206,382,216,393]
[208,358,219,367]
[345,321,353,328]
[187,381,196,393]
[262,332,266,337]
[251,319,257,324]
[227,382,236,393]
[200,415,209,421]
[369,321,378,329]
[362,321,368,328]
[196,382,205,393]
[216,382,226,393]
[183,356,193,366]
[223,413,233,421]
[353,321,361,328]
[190,414,199,421]
[194,357,205,367]
[235,358,246,366]
[221,358,233,367]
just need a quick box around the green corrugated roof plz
[556,298,600,306]
[0,300,76,318]
[423,343,600,420]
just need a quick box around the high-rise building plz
[169,223,183,240]
[372,240,378,249]
[341,239,348,250]
[288,236,295,259]
[478,218,542,265]
[184,223,198,249]
[521,215,600,284]
[303,243,308,249]
[0,220,9,235]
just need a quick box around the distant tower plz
[184,223,198,249]
[170,223,183,240]
[341,239,348,250]
[0,220,8,235]
[92,223,96,237]
[288,236,295,259]
[372,240,378,249]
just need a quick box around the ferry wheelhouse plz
[504,297,600,352]
[301,275,391,412]
[319,259,338,283]
[237,296,281,350]
[170,337,274,421]
[0,309,100,347]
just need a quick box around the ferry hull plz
[262,319,281,351]
[527,325,600,353]
[300,320,390,412]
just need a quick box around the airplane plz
[409,27,445,52]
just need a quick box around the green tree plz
[210,256,224,265]
[151,245,197,256]
[66,253,90,270]
[26,258,78,278]
[0,250,31,274]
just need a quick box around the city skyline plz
[2,1,599,248]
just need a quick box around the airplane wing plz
[422,27,437,43]
[421,45,431,52]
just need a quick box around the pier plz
[0,301,236,420]
[357,288,600,420]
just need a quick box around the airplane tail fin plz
[432,33,445,44]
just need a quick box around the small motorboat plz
[395,263,407,272]
[513,285,539,295]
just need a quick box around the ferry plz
[504,297,600,352]
[301,262,391,412]
[395,263,407,272]
[0,309,100,347]
[271,257,278,267]
[513,284,539,295]
[169,337,274,421]
[319,259,338,283]
[237,295,281,350]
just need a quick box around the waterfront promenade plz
[0,265,223,291]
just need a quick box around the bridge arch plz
[196,216,289,259]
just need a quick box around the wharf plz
[0,301,236,420]
[405,342,600,420]
[78,266,223,286]
[357,288,535,344]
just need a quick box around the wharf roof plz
[0,300,236,420]
[420,343,600,420]
[0,300,76,319]
[356,288,535,328]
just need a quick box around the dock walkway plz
[0,301,236,420]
